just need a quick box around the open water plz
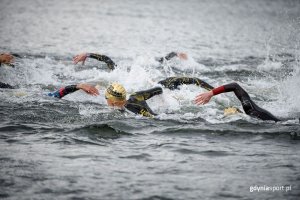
[0,0,300,199]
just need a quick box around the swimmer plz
[73,51,188,70]
[48,83,163,117]
[0,53,15,89]
[194,82,280,122]
[159,77,242,116]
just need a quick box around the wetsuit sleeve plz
[130,87,163,101]
[158,52,178,63]
[159,77,214,91]
[87,53,116,70]
[48,85,79,98]
[212,83,280,121]
[212,83,244,97]
[212,83,249,101]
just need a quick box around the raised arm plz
[73,53,116,70]
[88,53,116,70]
[194,83,253,105]
[157,52,188,63]
[158,77,214,91]
[130,87,163,101]
[48,83,99,98]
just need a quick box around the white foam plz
[257,60,282,71]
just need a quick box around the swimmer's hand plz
[194,91,213,105]
[73,53,88,65]
[76,83,99,96]
[177,52,188,60]
[0,53,14,65]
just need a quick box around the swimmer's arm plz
[159,77,214,91]
[164,52,178,61]
[131,87,163,101]
[48,83,99,98]
[194,84,232,105]
[73,53,116,70]
[48,85,79,98]
[88,53,116,70]
[158,52,177,63]
[158,52,188,63]
[196,78,214,91]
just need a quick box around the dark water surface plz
[1,0,300,199]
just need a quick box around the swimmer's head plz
[224,107,242,116]
[105,83,127,108]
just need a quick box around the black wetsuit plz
[213,83,280,122]
[47,85,79,98]
[157,52,178,63]
[48,85,163,117]
[125,87,162,117]
[87,53,116,70]
[158,76,214,91]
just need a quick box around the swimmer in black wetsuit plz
[0,53,15,89]
[72,51,188,70]
[73,53,116,70]
[105,83,163,117]
[48,82,163,117]
[194,82,280,122]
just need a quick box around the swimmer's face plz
[106,99,126,108]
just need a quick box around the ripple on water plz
[119,153,152,161]
[174,149,235,157]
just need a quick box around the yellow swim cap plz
[224,107,242,116]
[105,83,126,101]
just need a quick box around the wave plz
[70,123,132,139]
